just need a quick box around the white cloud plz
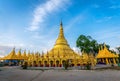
[0,50,6,57]
[0,43,26,56]
[0,34,27,56]
[28,0,70,31]
[0,46,13,56]
[0,43,25,48]
[25,0,72,53]
[0,45,27,57]
[72,47,82,55]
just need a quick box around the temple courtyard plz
[0,66,120,81]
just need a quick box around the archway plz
[29,62,32,67]
[50,61,53,67]
[38,61,42,67]
[44,61,47,67]
[33,61,37,67]
[62,60,66,67]
[56,60,59,67]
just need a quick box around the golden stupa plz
[32,22,82,67]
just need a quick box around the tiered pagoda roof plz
[96,44,118,58]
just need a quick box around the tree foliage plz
[116,47,120,63]
[76,35,110,55]
[76,35,99,54]
[98,43,110,50]
[116,47,120,54]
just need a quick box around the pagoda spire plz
[59,21,64,39]
[54,21,69,47]
[103,43,107,50]
[17,49,21,55]
[60,20,62,25]
[11,47,16,55]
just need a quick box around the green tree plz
[63,60,69,70]
[116,47,120,63]
[98,43,110,50]
[116,47,120,54]
[76,35,110,55]
[76,35,99,55]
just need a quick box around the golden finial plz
[60,20,63,27]
[103,43,107,49]
[59,21,63,36]
[12,45,16,51]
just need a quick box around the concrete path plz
[0,67,120,81]
[0,67,43,81]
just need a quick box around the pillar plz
[74,60,77,66]
[106,58,109,64]
[102,58,104,63]
[109,59,111,64]
[113,58,116,64]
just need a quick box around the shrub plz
[64,60,69,70]
[22,62,28,69]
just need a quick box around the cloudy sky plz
[0,0,120,57]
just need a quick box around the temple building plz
[28,22,83,67]
[3,22,120,67]
[96,44,119,65]
[0,22,99,67]
[0,22,96,67]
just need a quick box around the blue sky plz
[0,0,120,56]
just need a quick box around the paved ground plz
[0,66,120,81]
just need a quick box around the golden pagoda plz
[25,22,97,67]
[96,44,119,65]
[33,22,82,67]
[0,22,97,67]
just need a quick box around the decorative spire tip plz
[60,21,63,26]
